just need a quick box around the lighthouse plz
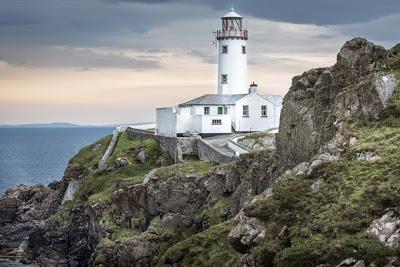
[155,8,283,137]
[216,8,248,95]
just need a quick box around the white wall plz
[156,107,177,136]
[176,107,196,134]
[176,105,233,135]
[201,115,231,134]
[217,39,248,95]
[234,93,276,132]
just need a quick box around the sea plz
[0,127,114,196]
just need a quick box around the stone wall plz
[126,127,198,163]
[197,138,236,164]
[127,127,238,164]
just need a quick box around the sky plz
[0,0,399,125]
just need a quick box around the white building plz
[156,8,283,137]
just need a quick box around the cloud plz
[335,13,400,47]
[100,0,400,25]
[188,49,216,64]
[0,46,161,69]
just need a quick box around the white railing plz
[215,29,248,39]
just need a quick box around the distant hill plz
[0,122,82,128]
[0,122,155,128]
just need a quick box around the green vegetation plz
[70,135,112,169]
[162,221,240,266]
[75,164,151,204]
[73,133,165,203]
[200,197,231,226]
[155,160,217,182]
[246,123,400,266]
[108,132,162,164]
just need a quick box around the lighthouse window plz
[222,45,229,54]
[204,106,210,115]
[242,105,249,117]
[261,105,267,117]
[221,74,228,84]
[242,46,247,54]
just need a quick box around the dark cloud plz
[0,46,160,69]
[102,0,400,25]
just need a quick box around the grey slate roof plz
[179,94,247,106]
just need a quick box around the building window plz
[224,106,228,114]
[222,45,229,54]
[261,105,267,117]
[204,106,210,115]
[212,119,222,125]
[218,107,223,115]
[221,74,228,84]
[243,105,249,117]
[242,46,246,54]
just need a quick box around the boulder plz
[368,212,400,249]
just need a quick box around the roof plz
[179,94,247,107]
[222,8,242,18]
[262,95,284,105]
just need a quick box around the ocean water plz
[0,127,114,196]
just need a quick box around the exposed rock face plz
[368,212,400,249]
[0,183,65,260]
[228,211,266,254]
[276,38,397,170]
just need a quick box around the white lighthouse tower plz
[216,8,248,95]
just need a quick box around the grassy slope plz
[161,221,240,267]
[75,132,163,204]
[244,71,400,266]
[69,135,112,169]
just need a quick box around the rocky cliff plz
[0,38,400,267]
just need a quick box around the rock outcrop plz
[276,38,397,170]
[0,182,65,261]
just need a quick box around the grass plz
[161,221,240,267]
[108,132,162,165]
[70,135,112,169]
[200,197,231,227]
[75,163,153,204]
[155,160,217,182]
[245,124,400,266]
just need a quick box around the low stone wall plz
[126,127,198,163]
[228,138,250,156]
[197,138,236,164]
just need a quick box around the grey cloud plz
[335,14,400,47]
[0,46,160,69]
[188,49,216,64]
[102,0,400,25]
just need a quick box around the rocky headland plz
[1,38,400,266]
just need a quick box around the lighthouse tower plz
[216,8,248,95]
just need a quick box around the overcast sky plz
[1,0,399,124]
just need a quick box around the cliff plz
[0,38,400,267]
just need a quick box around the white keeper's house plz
[156,8,283,137]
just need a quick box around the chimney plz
[249,82,258,93]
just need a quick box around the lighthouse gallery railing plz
[215,30,248,40]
